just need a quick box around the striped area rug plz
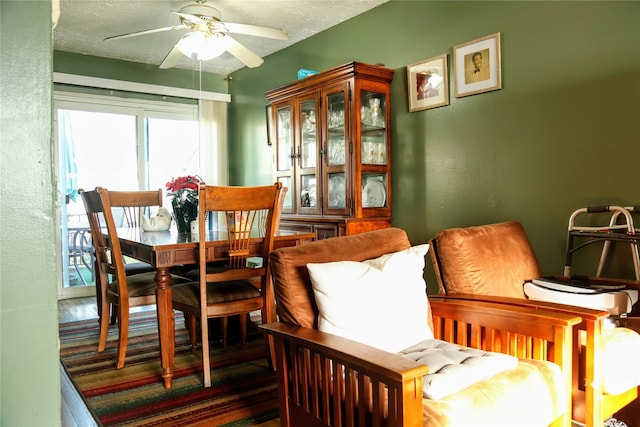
[59,312,279,426]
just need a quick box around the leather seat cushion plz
[123,261,155,275]
[172,280,261,306]
[110,271,187,297]
[182,262,228,281]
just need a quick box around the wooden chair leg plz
[110,303,117,325]
[260,305,275,371]
[240,313,248,349]
[201,311,211,387]
[97,301,110,353]
[221,316,228,349]
[115,305,129,369]
[188,314,198,353]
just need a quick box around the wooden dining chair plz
[79,187,188,369]
[171,182,284,387]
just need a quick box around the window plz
[55,91,226,298]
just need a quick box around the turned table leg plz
[155,267,175,389]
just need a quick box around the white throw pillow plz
[307,244,433,353]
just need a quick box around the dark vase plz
[172,199,198,233]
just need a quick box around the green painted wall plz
[1,1,61,424]
[228,0,640,289]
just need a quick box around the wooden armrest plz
[434,293,609,322]
[260,322,429,380]
[260,322,428,427]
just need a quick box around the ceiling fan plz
[104,0,288,69]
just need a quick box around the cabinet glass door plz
[360,89,389,212]
[300,174,317,208]
[326,92,346,167]
[297,97,320,215]
[328,172,347,209]
[276,106,292,171]
[274,104,293,213]
[300,100,317,169]
[323,85,350,215]
[360,90,387,165]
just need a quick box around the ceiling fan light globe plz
[176,32,205,58]
[197,35,227,60]
[176,32,226,61]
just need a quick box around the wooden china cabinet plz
[265,62,394,239]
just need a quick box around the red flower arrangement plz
[166,175,201,204]
[165,175,201,233]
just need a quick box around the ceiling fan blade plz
[172,11,206,24]
[223,22,288,40]
[223,35,264,68]
[159,44,184,69]
[104,25,185,42]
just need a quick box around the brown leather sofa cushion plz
[435,221,541,298]
[269,227,412,328]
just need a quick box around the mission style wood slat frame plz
[261,296,580,427]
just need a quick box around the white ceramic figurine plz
[141,207,172,231]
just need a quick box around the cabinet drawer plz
[314,224,338,240]
[280,221,314,234]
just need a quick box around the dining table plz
[110,226,316,388]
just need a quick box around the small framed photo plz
[407,54,449,112]
[453,32,502,98]
[265,104,274,146]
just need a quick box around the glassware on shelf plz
[300,176,317,208]
[361,105,371,126]
[361,135,386,165]
[328,173,346,208]
[302,112,311,132]
[329,109,344,128]
[369,98,380,126]
[302,141,316,168]
[328,140,345,166]
[361,93,385,127]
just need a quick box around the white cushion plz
[307,244,433,353]
[400,339,518,400]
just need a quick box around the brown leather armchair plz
[429,221,640,427]
[260,228,580,427]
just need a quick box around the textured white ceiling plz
[53,0,389,75]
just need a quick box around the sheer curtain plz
[199,99,227,186]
